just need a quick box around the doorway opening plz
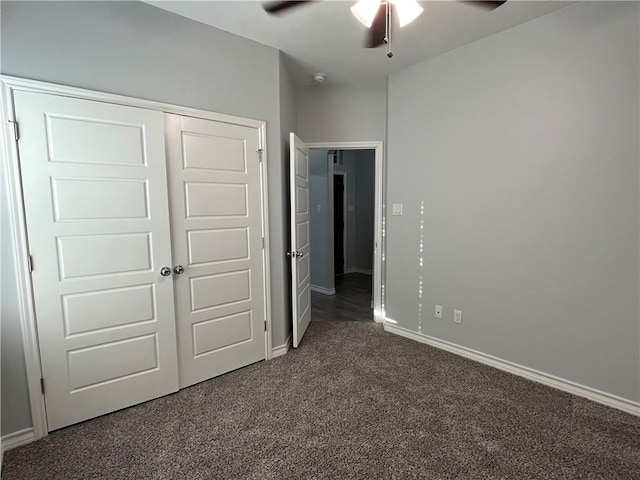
[309,148,377,322]
[288,136,383,348]
[333,171,346,276]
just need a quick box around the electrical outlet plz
[454,310,463,324]
[435,305,443,319]
[392,203,403,216]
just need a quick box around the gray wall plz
[1,167,32,435]
[386,1,640,402]
[334,152,357,270]
[335,151,375,273]
[296,81,386,142]
[277,52,297,346]
[0,0,291,434]
[354,150,375,272]
[309,150,333,290]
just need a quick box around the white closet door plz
[165,114,266,388]
[14,91,179,430]
[289,133,311,348]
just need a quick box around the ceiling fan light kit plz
[392,0,424,27]
[264,1,507,61]
[351,0,382,27]
[352,0,424,28]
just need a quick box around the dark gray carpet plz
[3,301,640,478]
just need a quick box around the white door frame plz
[1,75,273,440]
[331,170,347,275]
[307,142,385,324]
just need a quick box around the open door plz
[289,133,311,348]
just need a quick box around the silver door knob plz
[160,267,171,276]
[296,252,304,258]
[174,265,184,274]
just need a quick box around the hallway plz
[311,273,373,323]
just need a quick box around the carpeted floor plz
[3,275,639,479]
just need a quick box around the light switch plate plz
[392,203,403,216]
[454,310,463,324]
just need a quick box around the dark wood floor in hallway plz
[311,273,373,322]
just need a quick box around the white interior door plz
[14,90,179,430]
[165,114,266,388]
[289,133,311,348]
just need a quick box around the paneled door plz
[14,91,179,430]
[165,114,266,388]
[289,133,311,348]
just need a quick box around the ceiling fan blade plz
[365,3,386,48]
[263,1,312,15]
[464,1,507,10]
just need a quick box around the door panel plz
[192,311,253,356]
[185,183,248,217]
[52,178,148,220]
[46,115,146,166]
[290,133,311,348]
[14,90,179,430]
[62,284,155,335]
[165,114,265,389]
[182,133,246,171]
[67,333,159,390]
[57,233,152,278]
[190,270,251,311]
[187,228,249,264]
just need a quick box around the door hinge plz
[40,378,45,395]
[257,149,264,163]
[28,255,34,273]
[8,120,19,141]
[264,320,268,332]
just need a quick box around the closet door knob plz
[174,265,184,275]
[160,267,171,277]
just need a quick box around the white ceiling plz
[146,1,572,85]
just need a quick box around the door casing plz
[1,75,273,440]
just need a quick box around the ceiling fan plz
[263,1,507,56]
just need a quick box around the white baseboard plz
[310,285,335,295]
[373,309,386,323]
[271,335,291,358]
[384,322,640,417]
[2,427,35,454]
[344,267,372,275]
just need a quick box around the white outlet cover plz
[454,310,463,324]
[435,305,443,319]
[392,203,403,216]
